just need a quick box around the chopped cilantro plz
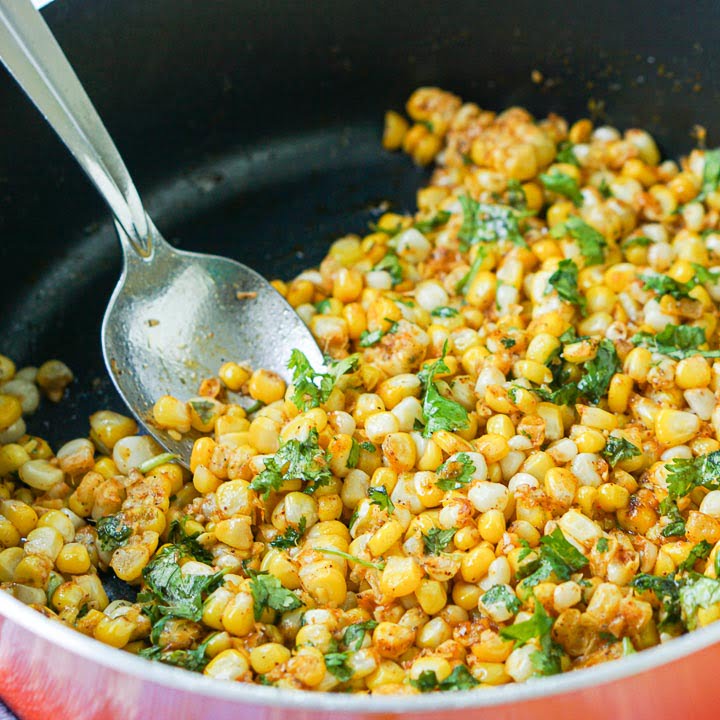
[517,527,588,587]
[324,651,353,682]
[269,516,307,549]
[699,148,720,200]
[359,321,398,347]
[167,517,213,563]
[622,637,636,656]
[677,540,713,573]
[622,236,652,250]
[431,306,459,318]
[139,634,213,672]
[419,344,469,438]
[368,485,394,514]
[692,263,720,285]
[602,436,641,467]
[596,537,609,553]
[577,339,620,404]
[435,453,475,491]
[343,619,378,651]
[500,601,564,676]
[288,349,358,411]
[665,450,720,500]
[248,571,303,620]
[315,298,332,313]
[374,252,403,286]
[410,665,479,692]
[598,178,613,198]
[551,217,607,266]
[506,179,527,209]
[482,585,521,614]
[188,399,216,426]
[458,195,529,249]
[540,171,584,207]
[250,429,331,499]
[547,258,586,313]
[659,497,686,538]
[141,546,224,622]
[360,441,376,453]
[455,247,487,295]
[556,141,580,166]
[680,575,720,630]
[632,573,682,627]
[631,324,719,360]
[96,513,132,553]
[422,527,457,555]
[641,273,693,300]
[501,337,516,348]
[414,210,451,234]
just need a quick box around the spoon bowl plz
[0,0,322,464]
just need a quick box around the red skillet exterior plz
[0,590,718,720]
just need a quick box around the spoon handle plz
[0,0,153,256]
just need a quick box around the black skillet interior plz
[0,0,719,603]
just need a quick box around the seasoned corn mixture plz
[6,87,720,694]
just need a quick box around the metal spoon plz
[0,1,322,463]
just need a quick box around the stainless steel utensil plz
[0,0,322,463]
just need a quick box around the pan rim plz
[1,587,718,712]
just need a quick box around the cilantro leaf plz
[324,651,353,682]
[343,619,378,651]
[680,575,720,630]
[506,179,527,209]
[360,441,376,453]
[577,339,620,404]
[556,141,580,166]
[501,337,516,348]
[414,210,451,234]
[665,450,720,499]
[481,585,521,614]
[436,453,475,491]
[359,321,398,347]
[347,438,360,469]
[269,516,307,549]
[96,513,132,553]
[142,546,224,621]
[691,263,720,285]
[458,195,528,249]
[455,246,487,295]
[596,537,609,553]
[139,634,213,672]
[631,573,682,627]
[547,258,586,313]
[558,217,607,265]
[431,306,459,318]
[659,497,687,538]
[677,540,712,573]
[167,516,213,563]
[368,485,394,514]
[602,436,641,467]
[641,273,693,300]
[287,349,358,411]
[540,171,583,207]
[419,346,469,438]
[534,383,580,405]
[500,599,553,645]
[249,571,303,620]
[517,528,588,587]
[374,252,403,286]
[632,325,720,360]
[622,236,652,250]
[422,527,457,555]
[250,429,332,499]
[700,148,720,200]
[411,665,479,692]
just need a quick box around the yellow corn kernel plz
[382,433,416,473]
[676,356,711,389]
[486,414,515,439]
[478,509,506,544]
[248,416,281,454]
[193,465,222,495]
[0,444,30,476]
[93,457,118,479]
[513,359,552,385]
[608,374,633,413]
[152,396,191,433]
[380,556,423,598]
[56,542,91,575]
[461,544,495,583]
[596,483,631,512]
[218,362,251,392]
[250,643,291,675]
[0,394,22,431]
[572,428,606,454]
[577,405,618,431]
[248,369,287,405]
[94,615,134,649]
[222,591,255,637]
[0,499,37,536]
[368,520,403,557]
[655,409,700,446]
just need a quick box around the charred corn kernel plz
[151,395,190,433]
[56,543,91,574]
[597,483,630,512]
[300,561,347,606]
[655,409,700,446]
[93,456,118,479]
